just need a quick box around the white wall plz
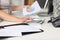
[12,0,24,6]
[1,0,24,18]
[1,0,24,6]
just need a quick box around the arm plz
[11,5,31,11]
[0,10,31,22]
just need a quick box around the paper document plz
[0,28,22,36]
[0,24,42,36]
[5,25,41,32]
[23,1,41,16]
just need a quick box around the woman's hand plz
[11,5,31,11]
[21,16,32,23]
[11,6,24,11]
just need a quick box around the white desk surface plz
[1,17,60,40]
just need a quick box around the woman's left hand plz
[11,5,31,11]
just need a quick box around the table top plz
[0,17,60,40]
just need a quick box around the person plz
[0,5,31,23]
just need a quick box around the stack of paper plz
[0,24,43,36]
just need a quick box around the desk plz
[1,17,60,40]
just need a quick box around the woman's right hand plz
[21,16,32,23]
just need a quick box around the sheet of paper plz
[0,28,22,36]
[0,24,41,36]
[5,25,41,32]
[23,1,41,16]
